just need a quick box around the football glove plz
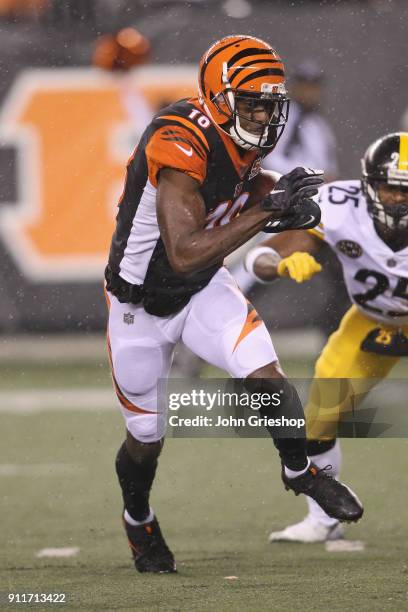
[277,252,322,283]
[261,167,324,233]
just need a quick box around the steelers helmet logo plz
[336,240,363,258]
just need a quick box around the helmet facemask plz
[363,179,408,231]
[214,89,289,151]
[209,66,289,151]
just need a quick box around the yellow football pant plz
[306,305,404,440]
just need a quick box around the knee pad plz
[113,342,162,398]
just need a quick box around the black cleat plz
[281,463,364,523]
[123,515,177,573]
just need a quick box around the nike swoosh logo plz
[297,215,316,228]
[175,143,193,157]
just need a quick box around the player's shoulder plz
[143,98,215,187]
[151,97,215,153]
[309,179,364,242]
[154,97,204,120]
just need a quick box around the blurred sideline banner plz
[0,66,196,281]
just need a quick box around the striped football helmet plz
[198,35,289,151]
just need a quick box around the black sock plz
[255,379,308,471]
[273,437,308,471]
[115,441,158,522]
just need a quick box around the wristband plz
[244,246,282,283]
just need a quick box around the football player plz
[104,35,363,573]
[244,132,408,542]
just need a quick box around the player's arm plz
[246,229,323,283]
[156,168,277,276]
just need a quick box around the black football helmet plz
[361,132,408,230]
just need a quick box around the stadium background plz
[1,2,408,611]
[0,0,407,333]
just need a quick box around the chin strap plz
[229,115,268,150]
[229,125,260,150]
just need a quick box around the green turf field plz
[1,361,407,611]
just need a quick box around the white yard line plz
[0,463,81,476]
[0,388,116,412]
[325,540,365,552]
[36,547,80,558]
[0,334,106,362]
[0,330,324,362]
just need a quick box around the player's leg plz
[270,305,399,542]
[244,362,362,523]
[183,268,307,468]
[183,268,363,522]
[106,290,184,572]
[269,437,345,543]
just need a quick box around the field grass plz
[1,361,408,611]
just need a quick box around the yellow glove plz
[277,252,322,283]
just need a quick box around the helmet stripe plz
[204,37,249,66]
[200,38,249,97]
[399,134,408,170]
[229,58,281,85]
[234,68,284,89]
[227,47,275,68]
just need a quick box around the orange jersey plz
[106,97,265,316]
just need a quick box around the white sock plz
[306,440,342,527]
[284,458,311,479]
[124,508,154,526]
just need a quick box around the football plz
[246,169,281,207]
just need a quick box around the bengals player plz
[105,35,363,574]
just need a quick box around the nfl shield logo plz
[123,312,134,325]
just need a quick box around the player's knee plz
[247,360,284,381]
[126,412,165,445]
[244,364,301,419]
[113,343,162,397]
[126,430,164,464]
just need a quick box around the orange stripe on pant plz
[233,302,262,352]
[104,287,156,415]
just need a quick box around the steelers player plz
[104,35,363,573]
[244,132,408,543]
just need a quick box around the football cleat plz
[281,463,363,523]
[123,515,177,573]
[269,516,344,543]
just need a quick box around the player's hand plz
[277,252,322,283]
[261,167,324,213]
